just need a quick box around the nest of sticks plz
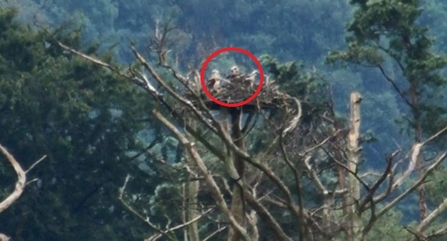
[185,78,296,113]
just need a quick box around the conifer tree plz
[327,0,447,221]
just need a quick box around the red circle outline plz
[200,47,264,107]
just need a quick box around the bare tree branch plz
[152,109,253,241]
[0,144,46,213]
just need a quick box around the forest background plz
[2,0,447,240]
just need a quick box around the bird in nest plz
[207,69,231,92]
[206,65,263,93]
[244,70,259,88]
[227,65,243,80]
[228,65,260,89]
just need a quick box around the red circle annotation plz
[200,47,264,107]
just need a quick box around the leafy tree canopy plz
[0,7,160,240]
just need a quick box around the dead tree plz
[56,24,447,240]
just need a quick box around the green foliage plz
[18,0,352,65]
[328,0,447,140]
[425,166,447,226]
[363,209,410,241]
[174,0,350,62]
[149,183,183,217]
[260,54,330,125]
[0,7,158,240]
[327,0,447,232]
[4,0,447,239]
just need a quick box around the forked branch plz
[0,144,46,213]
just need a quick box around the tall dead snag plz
[188,74,299,241]
[56,26,447,239]
[345,92,362,241]
[57,14,447,240]
[57,32,314,240]
[56,42,252,241]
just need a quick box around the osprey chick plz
[245,70,259,88]
[207,69,221,91]
[227,65,242,80]
[231,65,240,75]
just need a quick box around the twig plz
[25,155,47,173]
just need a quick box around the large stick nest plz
[185,78,296,113]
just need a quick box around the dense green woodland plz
[1,0,447,240]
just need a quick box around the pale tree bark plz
[409,81,427,222]
[0,144,26,214]
[0,144,45,240]
[345,92,362,241]
[184,120,201,241]
[0,234,10,241]
[182,182,187,241]
[377,51,428,222]
[186,177,200,241]
[228,110,247,241]
[182,158,200,241]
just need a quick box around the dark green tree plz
[327,0,447,223]
[0,7,160,240]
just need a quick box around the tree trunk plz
[409,85,427,221]
[228,109,246,241]
[186,177,200,241]
[184,121,200,241]
[346,92,362,241]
